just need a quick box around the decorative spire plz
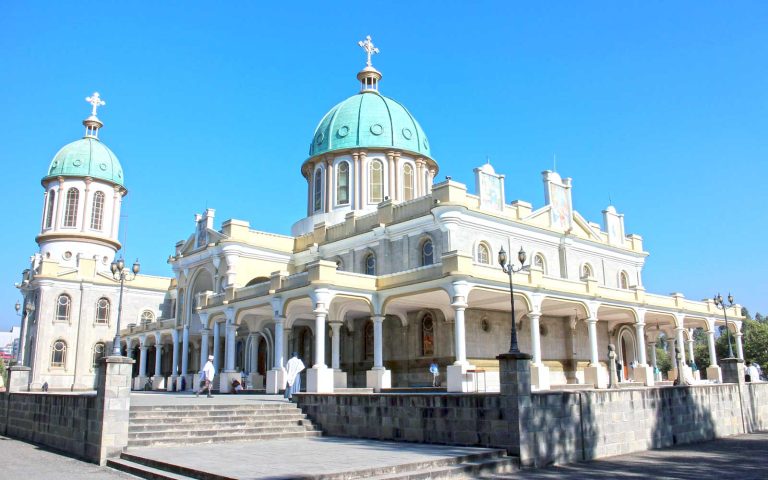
[356,35,382,93]
[358,35,379,67]
[83,91,105,139]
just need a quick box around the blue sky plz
[1,2,766,330]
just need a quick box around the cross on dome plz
[86,92,106,117]
[358,35,379,67]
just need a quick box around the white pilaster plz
[199,328,210,371]
[170,329,179,379]
[706,328,722,382]
[366,314,391,391]
[213,321,220,372]
[528,311,550,391]
[584,317,607,388]
[180,325,189,376]
[266,315,286,394]
[735,332,744,361]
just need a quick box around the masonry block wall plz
[297,393,511,447]
[0,356,133,465]
[297,382,768,466]
[0,392,101,459]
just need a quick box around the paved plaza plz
[0,428,764,479]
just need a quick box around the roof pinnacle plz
[356,35,382,94]
[83,91,105,139]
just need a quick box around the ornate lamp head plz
[132,259,140,275]
[517,247,527,265]
[498,246,507,267]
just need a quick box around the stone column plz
[266,316,285,394]
[170,328,179,388]
[632,320,654,386]
[447,299,477,392]
[218,307,239,394]
[93,356,134,465]
[330,321,347,388]
[199,329,210,371]
[584,317,607,388]
[366,314,391,391]
[138,343,148,383]
[225,323,236,371]
[15,308,28,365]
[427,168,436,193]
[359,151,368,207]
[325,157,333,213]
[497,352,535,467]
[668,334,678,381]
[180,325,189,376]
[110,185,121,238]
[706,329,722,382]
[353,152,361,209]
[735,332,744,361]
[306,307,334,393]
[675,328,689,381]
[213,321,221,372]
[528,312,550,390]
[152,335,163,389]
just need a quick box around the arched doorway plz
[257,337,267,376]
[619,327,636,381]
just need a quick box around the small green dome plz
[44,138,124,186]
[309,93,432,159]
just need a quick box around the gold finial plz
[85,92,106,117]
[358,35,379,67]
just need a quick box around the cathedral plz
[14,37,744,394]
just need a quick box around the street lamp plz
[714,292,736,359]
[111,258,140,356]
[498,246,529,354]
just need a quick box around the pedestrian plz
[746,361,760,383]
[284,352,305,400]
[429,361,439,387]
[196,355,215,398]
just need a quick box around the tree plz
[743,319,768,368]
[0,358,7,390]
[755,312,764,323]
[742,307,752,320]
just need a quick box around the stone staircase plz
[124,402,321,448]
[108,447,519,479]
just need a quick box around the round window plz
[337,126,350,137]
[402,128,413,140]
[370,124,383,135]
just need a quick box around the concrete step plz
[129,418,309,432]
[107,457,196,480]
[130,405,297,414]
[129,409,298,420]
[370,457,520,479]
[128,425,318,440]
[129,412,307,425]
[113,448,516,480]
[130,403,297,412]
[126,429,322,448]
[128,407,301,418]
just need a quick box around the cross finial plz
[85,92,106,116]
[358,35,379,67]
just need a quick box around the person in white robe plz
[284,352,305,400]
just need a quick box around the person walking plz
[196,355,215,398]
[284,352,305,400]
[429,361,439,387]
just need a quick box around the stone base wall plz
[0,356,133,465]
[296,393,509,446]
[0,392,101,459]
[745,382,768,432]
[297,382,768,466]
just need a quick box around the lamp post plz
[713,292,735,359]
[111,258,140,356]
[498,246,529,354]
[14,301,21,361]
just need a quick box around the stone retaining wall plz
[297,381,768,467]
[0,356,133,465]
[0,392,101,458]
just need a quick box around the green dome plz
[309,93,432,159]
[44,137,124,186]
